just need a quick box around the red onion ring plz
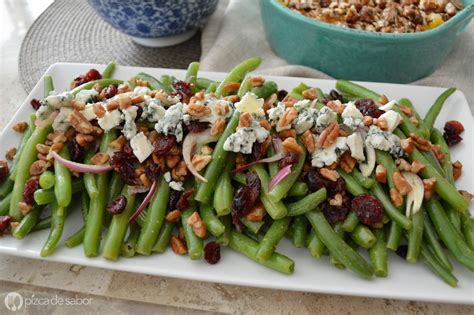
[128,180,158,224]
[51,151,112,173]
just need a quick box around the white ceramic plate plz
[1,64,473,304]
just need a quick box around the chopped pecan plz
[423,178,437,200]
[200,145,213,156]
[166,210,182,222]
[246,203,266,222]
[12,121,28,133]
[172,161,188,181]
[329,193,343,206]
[301,130,316,153]
[399,105,413,116]
[411,160,425,174]
[390,188,403,208]
[108,135,127,151]
[30,160,50,176]
[170,235,187,255]
[239,112,253,128]
[409,133,431,151]
[191,155,212,172]
[375,164,387,183]
[263,93,278,112]
[302,88,317,100]
[118,95,132,109]
[92,103,106,118]
[187,103,211,118]
[5,147,16,160]
[278,107,298,130]
[410,116,419,126]
[71,100,85,111]
[139,173,152,187]
[326,100,344,114]
[278,129,297,140]
[400,138,414,154]
[459,190,473,201]
[259,119,271,131]
[165,154,180,169]
[75,133,95,147]
[282,137,303,155]
[47,131,67,143]
[90,152,109,165]
[363,116,373,126]
[396,158,412,172]
[36,144,51,155]
[187,211,207,238]
[378,95,389,105]
[19,202,33,216]
[320,167,340,182]
[393,172,412,195]
[223,82,240,93]
[250,76,265,87]
[131,95,145,105]
[374,117,388,130]
[431,145,444,161]
[223,95,240,103]
[69,111,94,134]
[282,95,298,107]
[106,100,119,111]
[339,152,356,173]
[317,122,339,149]
[452,160,462,180]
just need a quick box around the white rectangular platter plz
[0,63,473,304]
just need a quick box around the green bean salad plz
[0,59,472,286]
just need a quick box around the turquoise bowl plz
[260,0,473,83]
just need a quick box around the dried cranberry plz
[176,188,195,210]
[153,135,176,156]
[186,121,210,133]
[168,190,181,211]
[279,152,299,169]
[107,195,127,214]
[351,194,384,228]
[277,90,288,101]
[23,177,39,205]
[204,241,221,264]
[72,68,102,88]
[329,90,344,103]
[135,106,143,120]
[68,139,85,162]
[110,152,139,186]
[306,170,345,197]
[104,85,118,99]
[145,164,161,182]
[354,99,383,118]
[122,142,135,156]
[0,216,11,233]
[171,80,192,101]
[322,203,349,225]
[443,120,464,146]
[0,161,9,182]
[395,245,408,259]
[30,99,41,110]
[231,172,261,229]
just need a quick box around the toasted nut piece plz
[250,76,265,87]
[400,138,414,154]
[117,84,131,94]
[134,166,145,177]
[317,122,339,149]
[378,95,389,105]
[47,131,66,143]
[187,103,211,118]
[301,130,316,154]
[239,112,253,128]
[30,160,50,176]
[329,193,343,206]
[363,116,373,126]
[187,211,207,238]
[71,100,86,111]
[90,152,110,165]
[282,137,303,155]
[409,133,432,151]
[19,202,33,215]
[106,100,119,111]
[223,82,240,93]
[92,103,106,118]
[36,144,51,155]
[178,227,185,241]
[165,154,179,169]
[12,121,28,133]
[399,105,413,117]
[108,135,127,151]
[172,161,188,181]
[452,160,462,181]
[5,147,16,160]
[375,164,387,183]
[282,95,298,107]
[431,145,445,161]
[200,145,213,156]
[152,153,166,171]
[278,107,298,130]
[278,129,296,140]
[166,210,182,222]
[393,172,412,196]
[169,145,181,155]
[459,190,473,201]
[423,178,437,200]
[10,221,19,232]
[326,162,338,170]
[390,188,403,208]
[134,78,149,87]
[326,100,344,114]
[411,160,425,174]
[246,203,266,222]
[302,88,317,100]
[69,111,94,134]
[170,235,187,255]
[320,167,340,182]
[118,95,132,109]
[223,95,240,103]
[50,142,64,154]
[340,152,356,173]
[263,93,278,112]
[410,116,419,126]
[396,158,412,172]
[148,130,159,144]
[131,95,145,105]
[75,134,95,147]
[192,154,212,172]
[139,173,152,187]
[374,117,388,130]
[37,153,47,161]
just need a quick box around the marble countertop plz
[0,1,472,313]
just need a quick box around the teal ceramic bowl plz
[260,0,473,83]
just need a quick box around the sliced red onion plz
[232,153,286,174]
[182,129,218,183]
[128,180,157,224]
[51,151,112,173]
[272,137,283,153]
[268,164,292,192]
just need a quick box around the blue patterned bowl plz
[88,0,218,47]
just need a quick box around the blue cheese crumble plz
[122,106,138,139]
[98,109,122,131]
[223,121,270,154]
[130,132,153,163]
[315,106,337,132]
[341,103,364,130]
[52,107,72,132]
[294,108,317,134]
[311,137,348,167]
[75,89,98,103]
[365,125,404,157]
[155,103,185,142]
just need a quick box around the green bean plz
[216,215,232,246]
[206,82,218,93]
[160,75,176,91]
[350,224,376,249]
[215,57,262,97]
[38,171,55,190]
[40,201,66,257]
[394,107,426,139]
[251,81,278,99]
[131,72,170,93]
[237,76,252,98]
[54,147,72,207]
[12,205,42,239]
[420,244,457,287]
[83,150,99,199]
[335,80,381,102]
[371,181,411,230]
[232,172,246,185]
[461,213,474,251]
[71,79,123,95]
[6,114,35,184]
[369,229,388,277]
[229,231,294,274]
[34,178,83,205]
[185,61,199,84]
[102,62,116,79]
[135,176,170,255]
[337,169,367,196]
[0,193,12,215]
[423,216,452,271]
[195,111,240,204]
[292,216,308,248]
[269,140,306,202]
[0,179,14,199]
[397,98,429,138]
[306,209,374,278]
[200,204,225,237]
[406,208,424,263]
[421,150,445,176]
[65,227,85,248]
[135,209,147,228]
[431,128,454,183]
[287,82,309,100]
[103,186,137,261]
[329,224,346,269]
[422,88,456,135]
[426,198,474,271]
[287,181,309,197]
[196,77,216,90]
[150,221,173,253]
[240,217,265,234]
[104,172,124,227]
[286,188,327,217]
[120,223,140,258]
[342,212,359,233]
[10,116,53,221]
[43,75,55,97]
[83,131,115,257]
[316,88,326,102]
[351,168,375,189]
[256,217,292,262]
[181,208,204,260]
[251,164,288,219]
[213,154,235,216]
[307,228,326,259]
[267,144,279,178]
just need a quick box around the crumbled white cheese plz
[98,109,122,131]
[379,100,396,111]
[347,132,365,161]
[311,137,348,167]
[378,110,402,132]
[36,104,53,120]
[294,99,311,112]
[341,103,364,130]
[164,172,171,182]
[122,106,138,139]
[315,106,337,132]
[75,89,98,103]
[52,107,73,132]
[294,108,317,134]
[80,104,97,121]
[155,103,185,142]
[143,99,166,123]
[45,92,74,109]
[133,86,151,96]
[235,92,265,116]
[223,123,270,154]
[365,125,404,157]
[267,102,285,127]
[169,181,184,191]
[130,132,154,163]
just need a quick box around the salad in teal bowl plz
[261,0,473,83]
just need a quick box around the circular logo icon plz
[4,292,23,311]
